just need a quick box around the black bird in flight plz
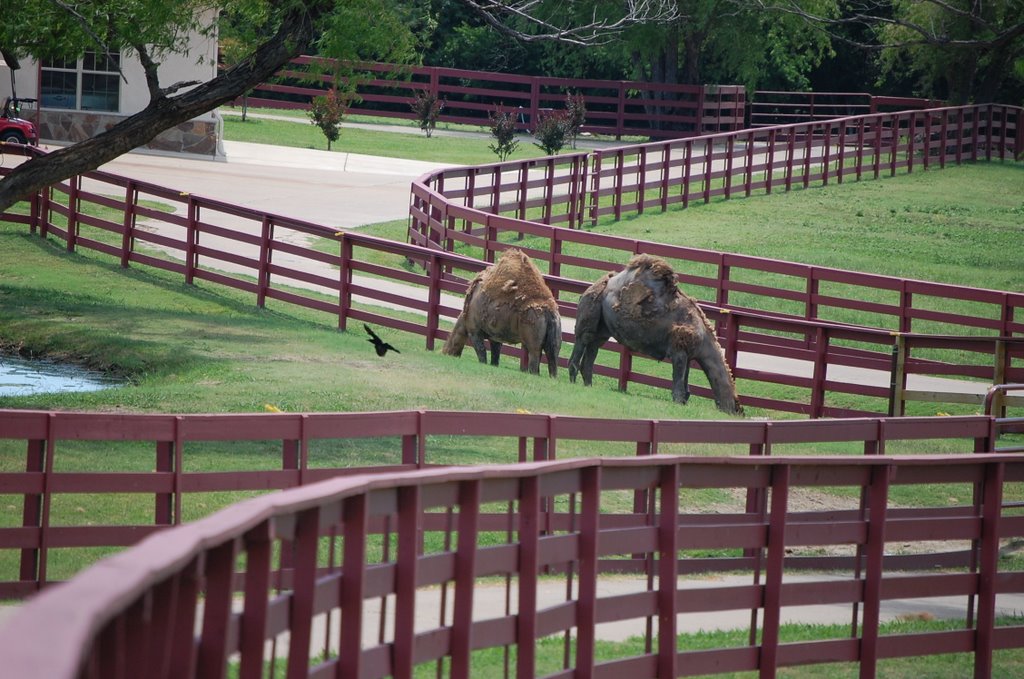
[364,324,400,357]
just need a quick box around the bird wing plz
[364,324,381,342]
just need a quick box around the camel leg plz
[471,335,488,364]
[489,341,502,366]
[576,342,605,387]
[568,342,586,383]
[545,348,558,377]
[526,349,541,374]
[672,356,692,404]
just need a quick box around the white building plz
[0,13,223,157]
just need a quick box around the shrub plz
[410,90,444,138]
[488,107,521,162]
[533,112,568,156]
[564,91,587,149]
[308,89,347,150]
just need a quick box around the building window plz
[41,51,120,112]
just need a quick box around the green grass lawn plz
[2,124,1023,670]
[221,112,558,166]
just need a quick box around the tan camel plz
[442,249,562,376]
[568,254,742,414]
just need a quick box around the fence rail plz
[0,407,1010,597]
[239,57,746,139]
[2,108,1022,417]
[748,91,943,128]
[2,451,1022,678]
[409,103,1023,415]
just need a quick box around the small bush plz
[564,91,587,149]
[410,90,444,138]
[308,89,347,150]
[488,107,520,162]
[533,112,568,156]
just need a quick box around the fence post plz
[155,440,173,526]
[530,80,540,133]
[256,216,272,308]
[810,326,828,418]
[656,464,680,678]
[238,521,273,679]
[588,151,601,227]
[549,230,562,280]
[19,437,45,586]
[888,333,907,417]
[66,175,80,252]
[120,181,136,268]
[517,476,540,679]
[338,235,352,332]
[991,340,1007,417]
[617,348,632,393]
[637,147,647,216]
[702,138,713,204]
[184,194,198,285]
[425,253,442,351]
[956,108,965,165]
[759,464,790,678]
[575,467,600,676]
[973,461,1004,679]
[616,82,626,139]
[744,130,755,196]
[859,462,891,678]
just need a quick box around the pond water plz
[0,355,121,397]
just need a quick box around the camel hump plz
[483,248,555,307]
[626,253,679,292]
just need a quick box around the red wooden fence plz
[408,103,1024,414]
[2,451,1023,678]
[749,90,943,128]
[1,114,1022,417]
[239,57,746,139]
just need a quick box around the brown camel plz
[442,249,562,376]
[568,254,742,414]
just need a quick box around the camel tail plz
[543,308,562,377]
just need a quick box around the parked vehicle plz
[0,97,39,145]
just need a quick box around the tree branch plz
[746,0,1024,51]
[461,0,680,46]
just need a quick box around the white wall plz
[0,10,219,121]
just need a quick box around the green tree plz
[488,106,520,161]
[0,0,415,212]
[620,1,836,91]
[0,0,669,213]
[410,90,444,137]
[308,88,346,149]
[533,111,568,155]
[750,1,1024,103]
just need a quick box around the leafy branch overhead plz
[1,0,658,214]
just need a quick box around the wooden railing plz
[2,127,1022,417]
[749,90,943,128]
[409,103,1023,415]
[2,449,1022,678]
[240,57,747,139]
[1,407,1006,597]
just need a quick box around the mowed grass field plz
[2,125,1023,673]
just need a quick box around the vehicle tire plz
[1,131,27,145]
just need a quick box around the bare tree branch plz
[746,0,1024,51]
[461,0,680,45]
